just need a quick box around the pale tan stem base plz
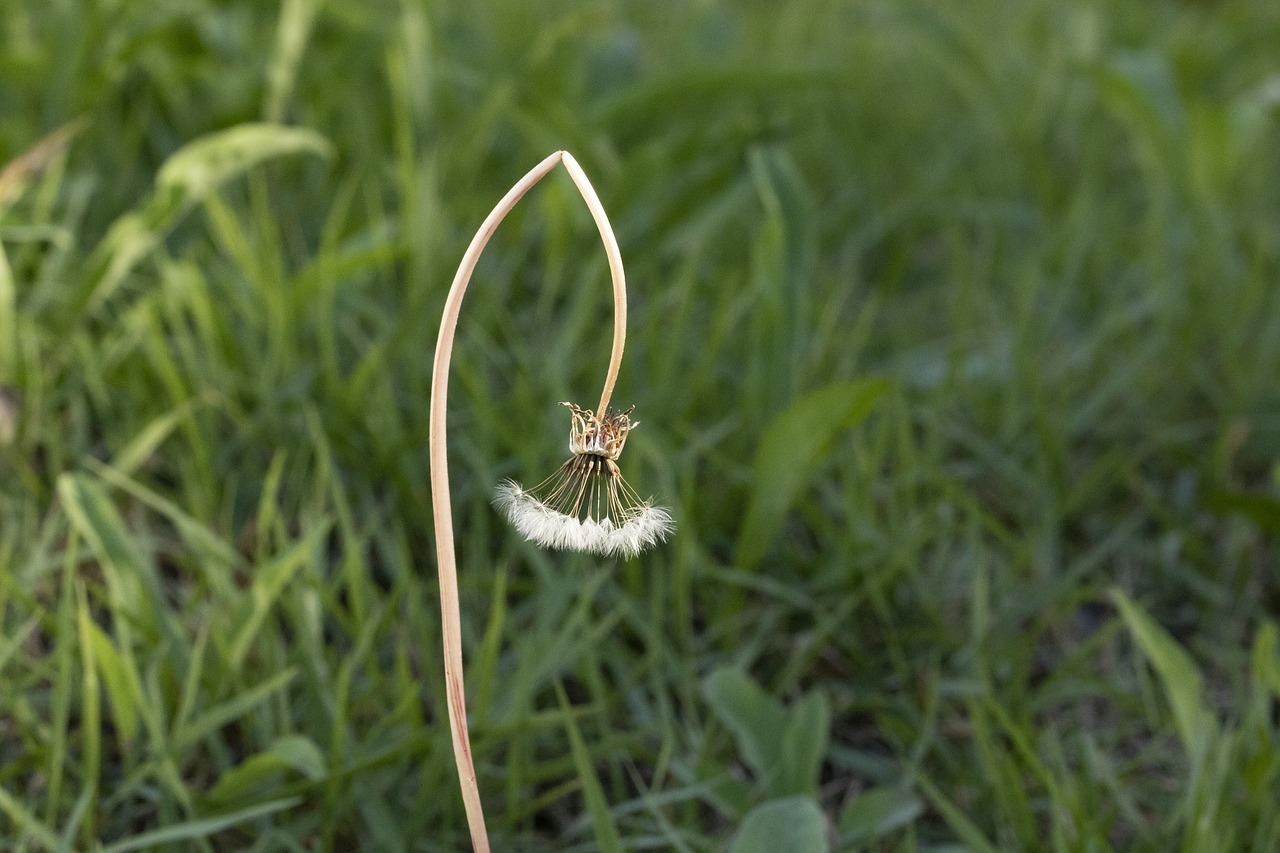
[428,151,629,851]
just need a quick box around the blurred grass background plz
[2,0,1280,849]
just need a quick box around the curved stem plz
[428,151,629,851]
[559,152,627,417]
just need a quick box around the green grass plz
[3,0,1280,849]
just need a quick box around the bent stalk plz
[427,151,628,851]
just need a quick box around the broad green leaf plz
[1111,590,1216,756]
[59,473,149,605]
[1251,622,1280,706]
[174,668,298,750]
[555,682,623,853]
[780,690,830,797]
[730,796,828,853]
[705,668,787,789]
[838,785,923,843]
[1243,624,1280,801]
[81,617,140,747]
[207,736,326,804]
[267,734,326,780]
[737,378,889,568]
[99,798,301,853]
[86,123,332,311]
[705,668,830,797]
[156,123,332,204]
[59,472,165,640]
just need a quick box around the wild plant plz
[427,151,672,851]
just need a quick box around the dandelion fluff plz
[494,404,674,558]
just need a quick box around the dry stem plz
[428,151,628,851]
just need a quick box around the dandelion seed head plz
[494,403,674,558]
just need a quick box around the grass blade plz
[0,785,59,849]
[99,797,302,853]
[1110,589,1216,755]
[736,378,888,568]
[155,123,332,207]
[173,668,298,750]
[555,681,623,853]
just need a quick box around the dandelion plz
[428,151,672,852]
[495,403,673,558]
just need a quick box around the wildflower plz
[495,402,674,558]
